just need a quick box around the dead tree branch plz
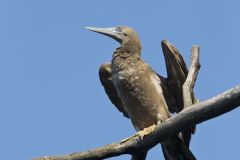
[181,45,200,147]
[183,45,200,107]
[34,85,240,160]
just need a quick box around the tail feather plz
[161,136,196,160]
[131,151,148,160]
[182,126,196,147]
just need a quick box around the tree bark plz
[34,85,240,160]
[183,45,200,107]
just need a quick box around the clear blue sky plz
[1,0,240,160]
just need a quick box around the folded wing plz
[99,63,129,118]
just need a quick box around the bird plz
[86,26,196,160]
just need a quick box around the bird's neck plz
[113,39,141,59]
[111,47,140,72]
[111,39,142,72]
[121,39,141,54]
[112,47,139,61]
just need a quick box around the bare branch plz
[183,45,201,107]
[34,85,240,160]
[181,45,200,147]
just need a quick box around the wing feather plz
[161,40,188,112]
[161,40,196,147]
[99,63,129,118]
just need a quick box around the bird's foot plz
[120,124,156,143]
[121,136,135,143]
[137,124,156,139]
[157,113,165,124]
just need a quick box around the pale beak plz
[85,26,124,43]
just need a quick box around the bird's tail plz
[161,136,196,160]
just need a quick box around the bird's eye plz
[115,26,122,32]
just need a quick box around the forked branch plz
[183,45,200,107]
[34,85,240,160]
[34,45,240,160]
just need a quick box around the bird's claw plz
[120,124,156,143]
[121,136,135,143]
[137,124,156,139]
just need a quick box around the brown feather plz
[87,26,196,159]
[161,40,188,112]
[99,63,129,118]
[161,40,196,147]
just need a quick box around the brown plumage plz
[86,26,196,160]
[99,63,129,118]
[161,40,196,147]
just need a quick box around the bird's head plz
[85,26,141,54]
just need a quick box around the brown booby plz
[86,26,196,160]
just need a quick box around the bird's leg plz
[135,113,167,139]
[121,125,157,143]
[136,113,169,139]
[157,113,165,124]
[121,114,166,143]
[136,124,157,139]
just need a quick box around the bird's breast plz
[112,62,170,130]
